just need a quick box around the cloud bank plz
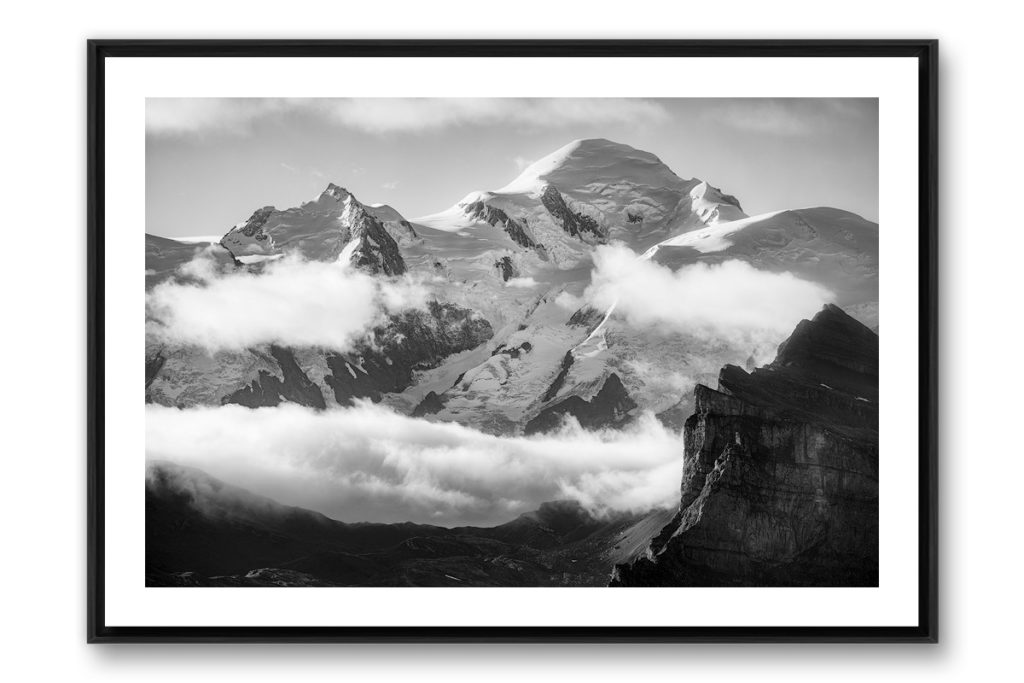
[146,251,429,351]
[585,245,833,346]
[146,403,683,527]
[147,98,670,136]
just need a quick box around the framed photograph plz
[88,39,937,642]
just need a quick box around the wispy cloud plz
[147,98,670,136]
[146,403,683,526]
[706,98,874,137]
[381,180,400,190]
[279,162,297,173]
[146,249,429,352]
[585,245,833,346]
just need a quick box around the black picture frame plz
[87,39,938,644]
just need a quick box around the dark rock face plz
[567,305,603,331]
[540,184,604,240]
[541,351,575,403]
[526,373,637,435]
[494,255,515,281]
[491,341,533,359]
[503,216,537,250]
[611,304,878,586]
[463,200,538,250]
[349,211,407,276]
[145,350,166,390]
[412,391,446,417]
[324,301,493,405]
[222,345,326,410]
[230,206,275,241]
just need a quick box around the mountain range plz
[144,137,879,586]
[145,138,878,435]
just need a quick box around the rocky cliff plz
[611,304,878,586]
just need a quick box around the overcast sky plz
[146,98,878,239]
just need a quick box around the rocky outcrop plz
[541,351,575,403]
[324,301,493,405]
[505,217,538,250]
[525,373,637,435]
[462,200,539,250]
[349,217,406,276]
[145,350,166,389]
[229,206,275,241]
[491,341,533,359]
[611,304,879,587]
[494,255,515,281]
[540,184,604,241]
[222,345,326,410]
[412,391,446,417]
[566,305,603,331]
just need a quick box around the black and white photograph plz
[14,0,1024,676]
[142,96,881,589]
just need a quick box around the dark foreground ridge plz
[145,461,671,587]
[611,304,879,587]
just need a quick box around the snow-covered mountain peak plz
[321,182,351,200]
[497,138,688,195]
[412,138,750,267]
[300,182,357,213]
[218,185,406,274]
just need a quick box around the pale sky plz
[146,98,878,239]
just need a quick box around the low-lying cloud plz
[585,245,833,347]
[146,98,669,136]
[146,402,684,527]
[147,251,429,351]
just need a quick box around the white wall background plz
[0,0,1015,680]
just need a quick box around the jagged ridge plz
[219,183,407,275]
